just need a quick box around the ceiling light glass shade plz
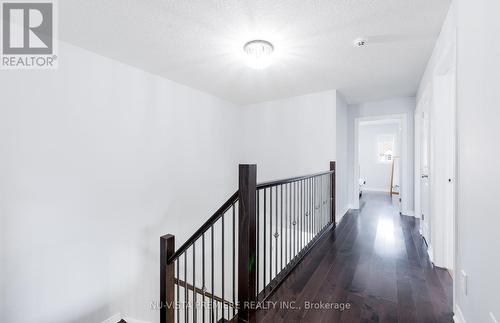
[243,40,274,69]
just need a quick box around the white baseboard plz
[123,315,152,323]
[336,205,351,224]
[401,209,415,217]
[363,187,390,193]
[427,244,434,264]
[102,313,122,323]
[102,313,152,323]
[454,304,466,323]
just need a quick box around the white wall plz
[0,41,343,323]
[358,123,400,192]
[241,90,337,182]
[417,1,500,321]
[335,94,349,221]
[453,0,500,322]
[0,42,242,323]
[347,97,416,214]
[417,3,457,103]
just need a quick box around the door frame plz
[414,26,457,316]
[415,47,456,271]
[414,86,432,243]
[353,113,410,213]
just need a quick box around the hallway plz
[254,192,453,323]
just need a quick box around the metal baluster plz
[325,175,327,229]
[321,176,324,231]
[324,175,327,229]
[305,180,308,245]
[292,182,295,258]
[232,204,235,319]
[329,174,331,225]
[298,180,301,254]
[280,184,283,271]
[293,182,299,256]
[202,234,205,323]
[323,175,326,229]
[311,178,314,240]
[307,178,310,243]
[317,176,320,232]
[303,180,306,248]
[275,185,278,278]
[310,178,313,241]
[185,252,188,323]
[263,188,267,288]
[289,183,292,263]
[221,213,225,321]
[298,180,301,253]
[301,180,303,251]
[177,260,180,323]
[285,183,289,265]
[269,187,273,282]
[328,174,331,225]
[297,181,300,256]
[211,226,214,323]
[313,177,317,238]
[256,190,259,294]
[319,175,322,230]
[325,174,328,226]
[318,177,321,233]
[193,241,197,323]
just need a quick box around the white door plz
[432,72,456,270]
[442,72,456,271]
[420,108,431,246]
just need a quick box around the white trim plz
[427,244,434,264]
[353,113,410,213]
[402,210,415,217]
[363,187,390,193]
[453,304,466,323]
[336,205,350,223]
[102,313,152,323]
[490,313,499,323]
[102,313,122,323]
[123,316,152,323]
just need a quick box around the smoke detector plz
[354,38,368,47]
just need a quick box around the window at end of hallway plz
[377,135,395,163]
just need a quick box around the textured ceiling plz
[59,0,451,105]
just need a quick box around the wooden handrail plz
[167,191,238,264]
[256,170,334,190]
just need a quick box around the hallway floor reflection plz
[254,192,453,323]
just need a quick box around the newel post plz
[330,161,336,225]
[160,234,175,323]
[238,164,257,323]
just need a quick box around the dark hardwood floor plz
[253,192,453,323]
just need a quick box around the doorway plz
[353,114,410,214]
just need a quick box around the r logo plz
[2,2,53,54]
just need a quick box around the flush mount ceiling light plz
[243,40,274,69]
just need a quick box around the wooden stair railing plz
[160,162,336,323]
